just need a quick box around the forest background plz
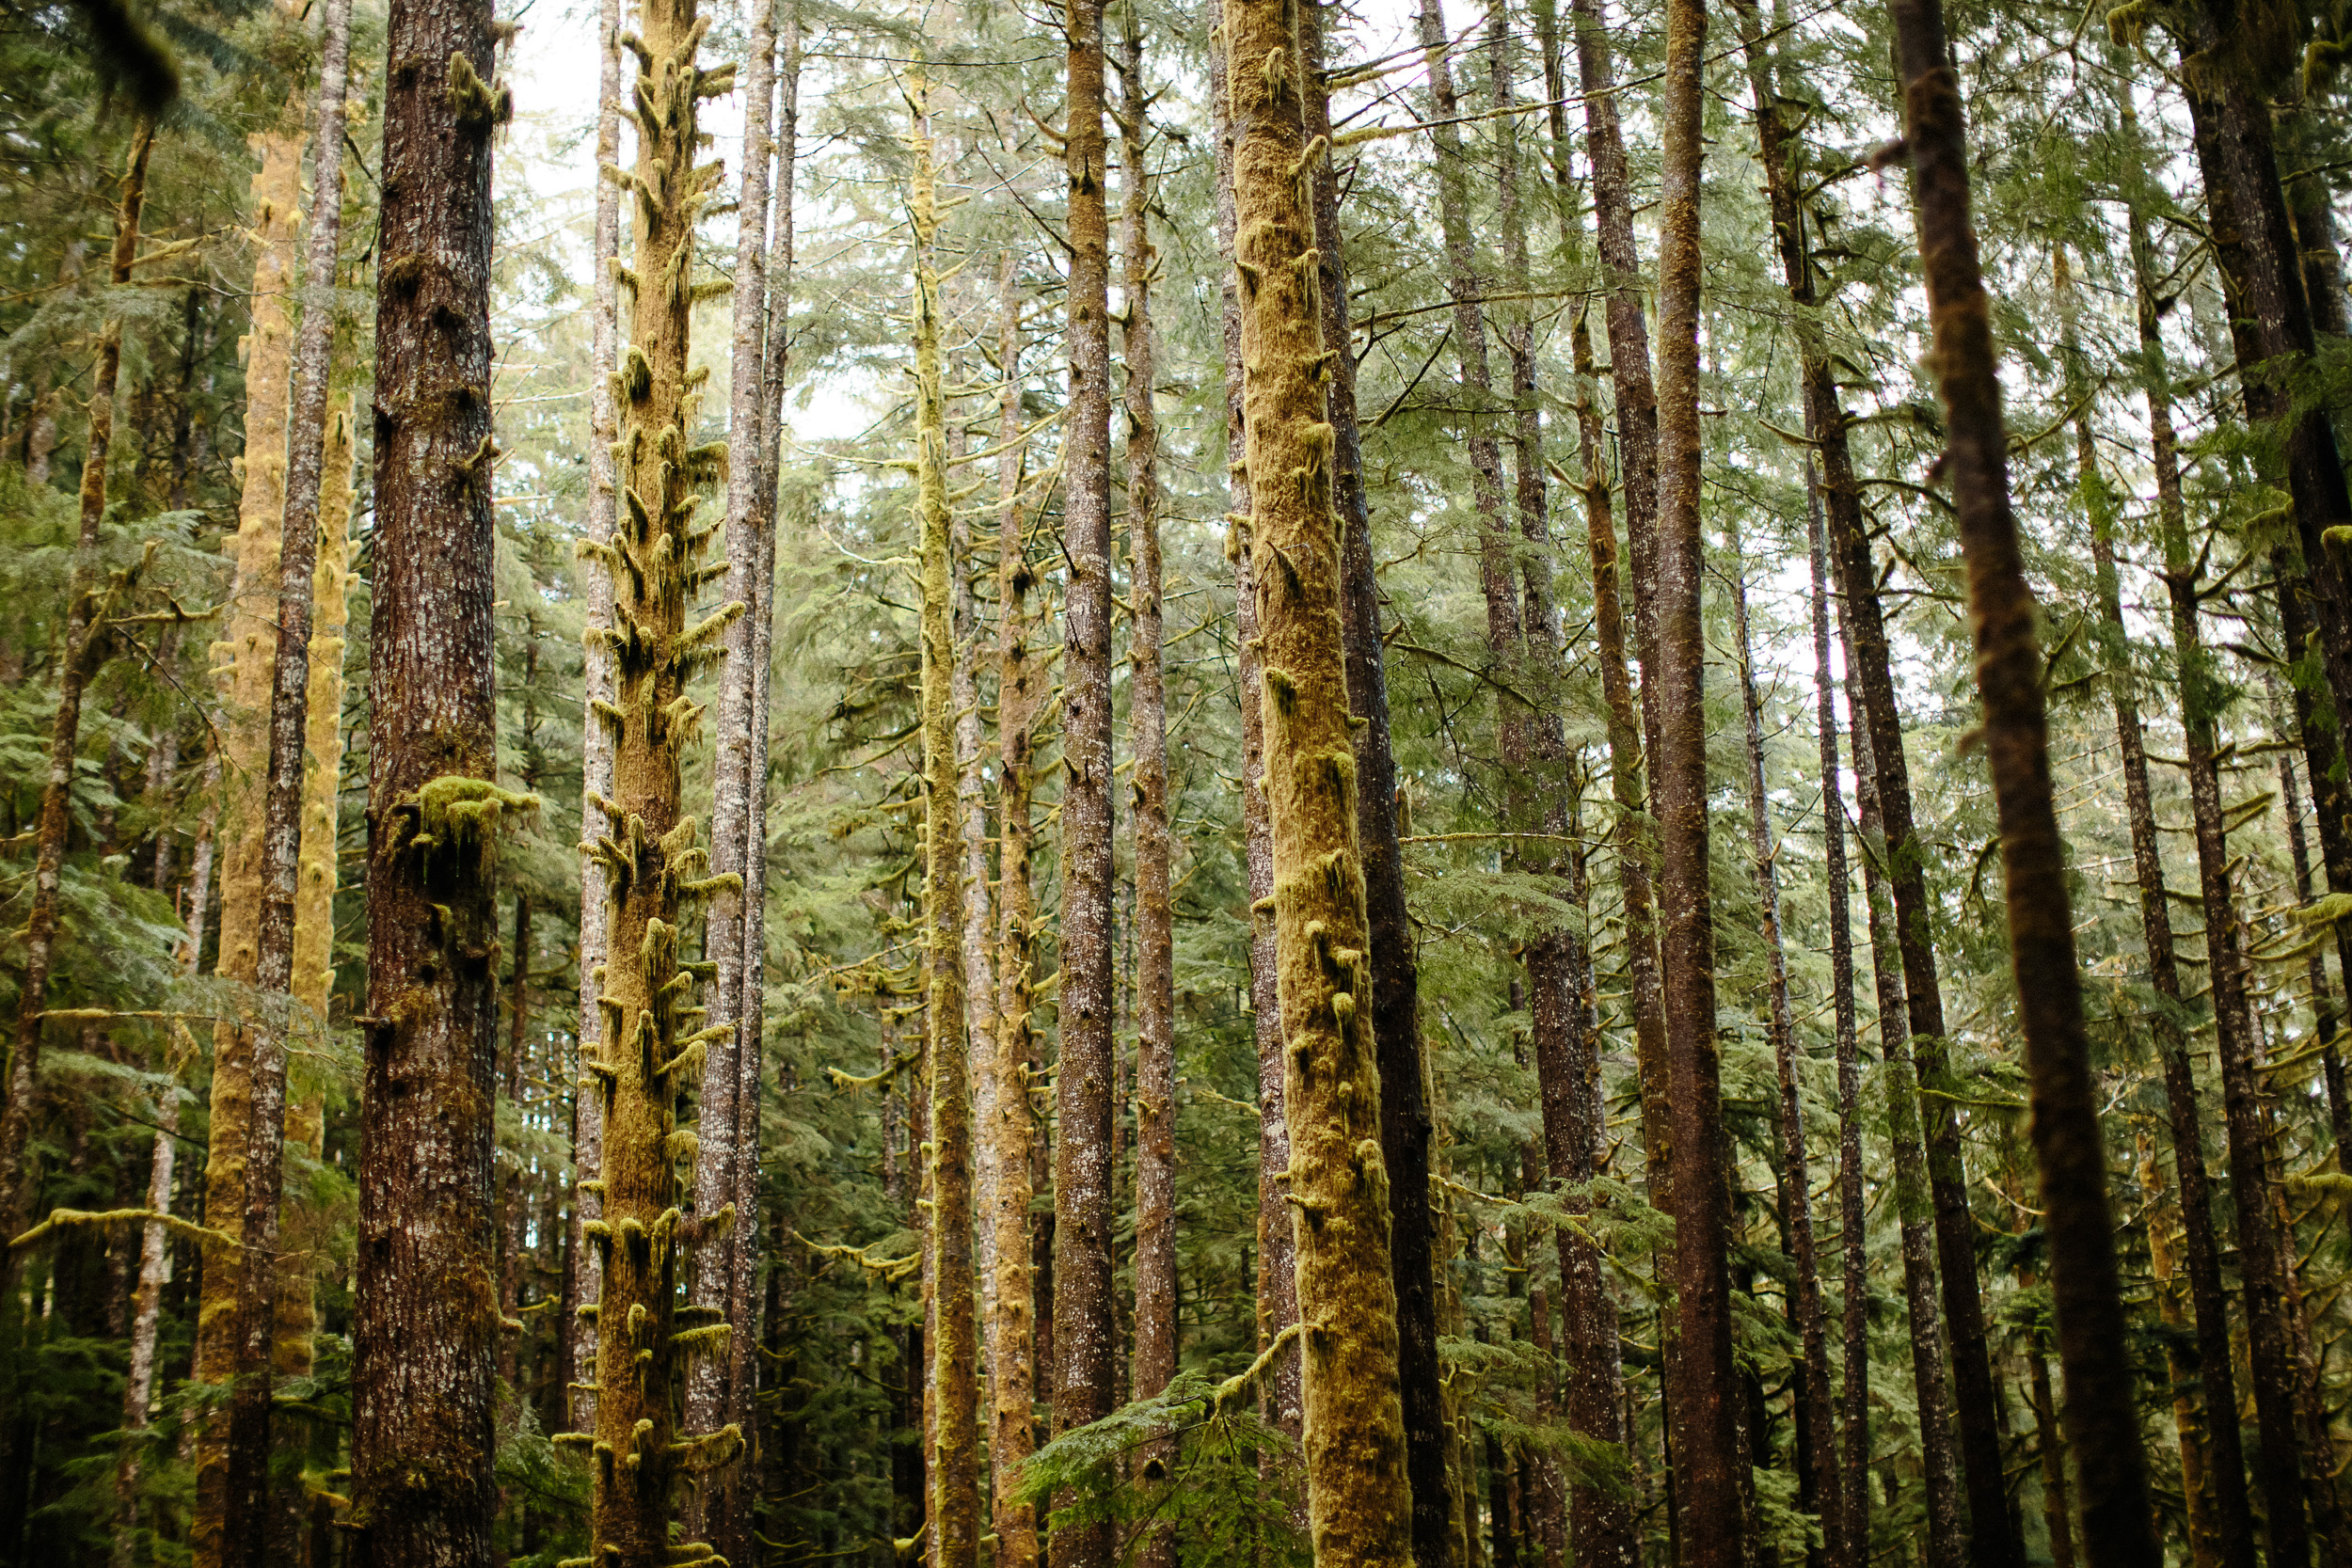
[0,0,2348,1562]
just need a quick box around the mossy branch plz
[11,1207,234,1252]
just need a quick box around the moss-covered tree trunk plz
[221,0,353,1541]
[191,57,306,1559]
[1120,14,1178,1552]
[1056,0,1120,1561]
[1208,0,1300,1450]
[2138,1138,2221,1568]
[908,87,981,1568]
[988,242,1043,1568]
[1295,7,1421,1512]
[350,0,513,1556]
[1227,0,1413,1560]
[1804,482,1868,1568]
[562,0,747,1558]
[569,0,625,1443]
[1884,6,2158,1565]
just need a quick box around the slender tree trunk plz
[2274,699,2352,1172]
[1056,1,1120,1560]
[0,116,153,1249]
[2138,1134,2221,1568]
[116,1014,189,1568]
[221,2,353,1544]
[688,0,778,1526]
[2025,1298,2076,1568]
[351,0,509,1555]
[1206,0,1301,1452]
[1804,477,1870,1568]
[2149,387,2313,1568]
[2179,4,2352,738]
[989,242,1042,1568]
[1884,9,2159,1567]
[1731,535,1841,1568]
[1647,6,1740,1562]
[1227,0,1414,1560]
[1120,16,1179,1560]
[1847,698,1965,1568]
[1563,0,1662,783]
[906,90,981,1568]
[719,35,796,1562]
[2085,217,2261,1568]
[571,0,624,1444]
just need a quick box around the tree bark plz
[1845,687,1964,1568]
[2178,3,2352,742]
[1884,8,2159,1567]
[1731,532,1841,1568]
[1227,0,1414,1559]
[989,241,1043,1568]
[2083,217,2260,1568]
[351,0,508,1554]
[1648,6,1740,1563]
[570,0,624,1444]
[1804,478,1869,1568]
[688,0,779,1513]
[221,0,353,1544]
[906,89,981,1568]
[2138,1134,2222,1568]
[193,64,306,1563]
[1120,16,1179,1560]
[1055,2,1120,1560]
[1206,0,1300,1449]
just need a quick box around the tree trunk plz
[1884,9,2159,1567]
[1,115,153,1253]
[1804,478,1870,1568]
[2179,3,2352,740]
[907,90,981,1568]
[1847,697,1965,1568]
[193,65,306,1563]
[2089,207,2262,1568]
[719,35,797,1563]
[1391,10,1502,1556]
[2139,1134,2221,1568]
[351,0,508,1555]
[1731,532,1841,1568]
[1120,15,1178,1561]
[1647,6,1740,1563]
[688,0,779,1519]
[1056,2,1120,1561]
[1207,0,1301,1451]
[1227,0,1414,1560]
[115,1033,187,1568]
[2273,698,2352,1172]
[989,241,1043,1568]
[222,0,353,1542]
[570,0,624,1445]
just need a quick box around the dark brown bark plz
[1556,0,1672,1207]
[1883,8,2159,1568]
[1844,673,1964,1568]
[1402,8,1498,1557]
[1056,1,1118,1562]
[1804,477,1869,1568]
[1730,533,1842,1568]
[1649,5,1739,1563]
[2092,207,2262,1568]
[350,0,505,1554]
[2178,5,2352,746]
[1301,0,1433,1529]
